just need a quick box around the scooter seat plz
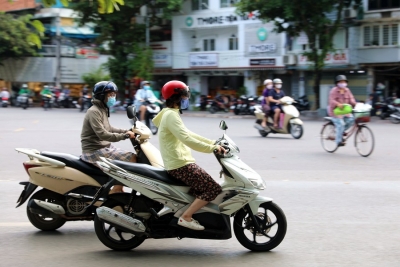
[111,160,187,186]
[41,151,110,185]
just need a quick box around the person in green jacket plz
[152,80,226,231]
[40,85,52,96]
[19,84,30,95]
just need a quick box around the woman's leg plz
[139,105,147,121]
[181,198,208,222]
[168,164,222,229]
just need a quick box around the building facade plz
[171,1,286,98]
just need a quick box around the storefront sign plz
[298,50,349,65]
[257,28,268,41]
[249,44,276,53]
[189,53,218,67]
[153,53,171,67]
[185,12,258,27]
[249,58,276,66]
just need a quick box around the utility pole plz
[55,11,61,88]
[145,5,149,47]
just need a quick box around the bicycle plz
[320,110,374,157]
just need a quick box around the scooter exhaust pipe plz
[96,207,146,235]
[390,114,400,119]
[28,199,66,218]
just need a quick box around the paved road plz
[0,107,399,267]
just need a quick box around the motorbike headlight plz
[248,177,267,190]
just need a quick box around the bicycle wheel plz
[320,122,339,153]
[354,125,374,157]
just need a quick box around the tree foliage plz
[236,0,362,109]
[81,65,110,88]
[72,0,182,94]
[0,13,45,63]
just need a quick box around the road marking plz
[0,222,31,227]
[14,128,25,132]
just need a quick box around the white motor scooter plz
[92,106,287,252]
[254,96,304,139]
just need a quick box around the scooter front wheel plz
[26,189,66,231]
[290,124,303,139]
[234,202,287,252]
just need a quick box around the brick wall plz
[0,0,36,12]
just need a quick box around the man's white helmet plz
[22,84,28,88]
[263,79,273,85]
[273,78,283,84]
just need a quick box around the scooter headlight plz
[248,177,267,190]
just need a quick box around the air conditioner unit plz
[283,55,297,65]
[343,8,357,19]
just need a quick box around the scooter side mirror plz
[219,120,228,131]
[127,105,136,119]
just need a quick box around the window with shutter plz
[364,26,371,46]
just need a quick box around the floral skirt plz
[167,163,222,202]
[81,145,134,167]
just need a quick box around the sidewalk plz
[180,110,323,121]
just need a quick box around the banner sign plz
[249,58,276,66]
[298,50,349,65]
[189,53,218,67]
[249,44,277,53]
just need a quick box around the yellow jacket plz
[152,108,217,170]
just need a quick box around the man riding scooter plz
[268,78,286,129]
[134,81,162,123]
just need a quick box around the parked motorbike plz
[389,105,400,124]
[293,95,310,112]
[231,95,257,115]
[15,118,164,231]
[377,98,400,120]
[136,100,161,135]
[80,95,92,112]
[1,96,9,107]
[42,94,53,110]
[209,98,229,113]
[254,96,304,139]
[17,93,29,109]
[92,107,287,251]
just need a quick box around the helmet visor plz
[181,86,191,99]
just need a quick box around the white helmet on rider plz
[22,84,28,88]
[263,79,273,85]
[273,78,283,84]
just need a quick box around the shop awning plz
[175,67,285,73]
[47,26,99,39]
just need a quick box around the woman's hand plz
[215,145,227,154]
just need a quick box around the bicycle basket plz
[354,111,370,123]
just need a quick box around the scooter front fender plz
[290,118,303,125]
[248,195,273,214]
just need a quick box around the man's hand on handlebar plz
[126,131,136,139]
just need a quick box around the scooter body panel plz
[28,166,101,195]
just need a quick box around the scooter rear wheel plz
[26,189,66,231]
[234,202,287,252]
[94,198,146,251]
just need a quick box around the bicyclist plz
[328,75,357,147]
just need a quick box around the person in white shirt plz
[134,81,161,122]
[0,87,10,99]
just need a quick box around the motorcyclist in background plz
[40,85,52,96]
[268,78,286,128]
[19,84,30,95]
[134,81,162,122]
